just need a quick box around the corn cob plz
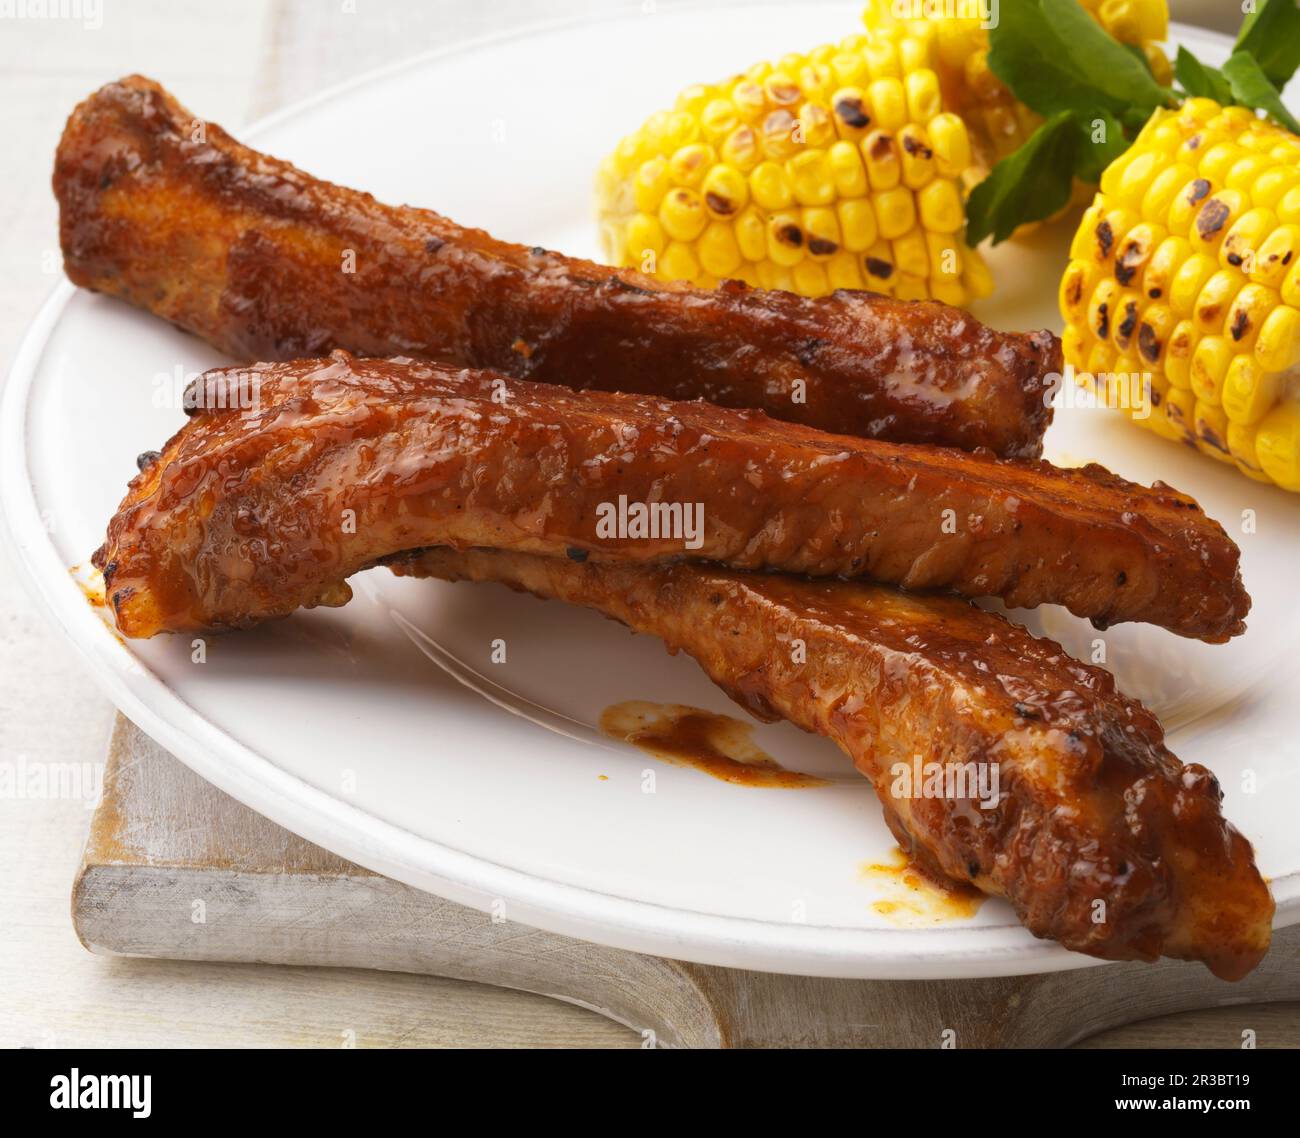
[593,21,992,304]
[867,0,1172,175]
[1060,99,1300,490]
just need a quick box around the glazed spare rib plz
[93,352,1249,642]
[392,547,1273,980]
[54,74,1058,458]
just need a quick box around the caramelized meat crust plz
[92,352,1248,641]
[54,75,1059,458]
[393,548,1273,979]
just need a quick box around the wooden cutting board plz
[73,715,1300,1048]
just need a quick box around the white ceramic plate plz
[4,8,1299,980]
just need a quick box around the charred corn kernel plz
[837,197,878,251]
[1252,224,1300,288]
[599,17,1011,305]
[827,139,869,197]
[898,125,935,188]
[1195,399,1233,461]
[701,165,749,219]
[1224,284,1278,353]
[1220,208,1277,273]
[1257,403,1300,489]
[767,211,806,266]
[1061,101,1300,490]
[1193,269,1244,334]
[874,187,916,240]
[862,130,901,189]
[1189,191,1245,257]
[803,207,842,259]
[1255,304,1300,373]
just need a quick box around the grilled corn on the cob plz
[1060,99,1300,490]
[594,20,992,304]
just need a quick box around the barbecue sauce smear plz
[600,700,829,788]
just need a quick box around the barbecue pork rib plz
[92,353,1248,642]
[55,75,1058,458]
[393,547,1273,979]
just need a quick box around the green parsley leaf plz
[1222,51,1300,134]
[1072,111,1129,183]
[1234,0,1300,91]
[1174,45,1233,104]
[966,112,1079,246]
[1038,0,1172,112]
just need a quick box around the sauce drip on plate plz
[599,700,828,789]
[858,848,984,924]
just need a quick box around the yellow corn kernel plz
[873,186,916,241]
[1190,334,1232,406]
[788,149,836,207]
[1169,252,1218,315]
[625,214,666,264]
[1062,323,1091,370]
[1223,283,1278,353]
[1114,149,1164,207]
[929,278,967,307]
[792,258,831,297]
[1112,292,1142,353]
[1194,399,1233,462]
[734,206,767,262]
[917,178,963,234]
[668,143,715,188]
[1281,254,1300,307]
[1256,402,1300,490]
[837,197,879,251]
[1163,319,1197,389]
[1142,235,1190,303]
[1087,339,1118,377]
[755,261,795,292]
[868,77,908,131]
[634,158,671,214]
[892,229,930,278]
[718,124,761,173]
[1114,222,1165,289]
[928,112,971,177]
[797,102,837,150]
[1226,153,1277,193]
[1060,261,1097,325]
[1253,167,1300,210]
[1071,203,1106,261]
[659,187,708,242]
[1223,354,1280,426]
[1227,420,1270,480]
[827,139,868,197]
[1193,269,1245,334]
[699,98,739,144]
[927,231,961,281]
[863,37,900,81]
[826,249,864,290]
[905,69,942,123]
[1254,304,1300,373]
[659,241,700,282]
[894,272,929,301]
[962,244,994,299]
[1141,163,1198,222]
[749,160,794,210]
[695,221,742,278]
[1198,143,1245,186]
[1250,223,1300,289]
[1277,185,1300,225]
[1164,383,1197,441]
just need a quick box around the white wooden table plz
[1,0,1293,1049]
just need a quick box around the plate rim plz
[2,12,1295,981]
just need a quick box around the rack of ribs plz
[92,352,1249,642]
[54,75,1059,459]
[391,547,1273,980]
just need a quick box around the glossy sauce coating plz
[54,75,1059,458]
[93,353,1248,642]
[398,548,1273,979]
